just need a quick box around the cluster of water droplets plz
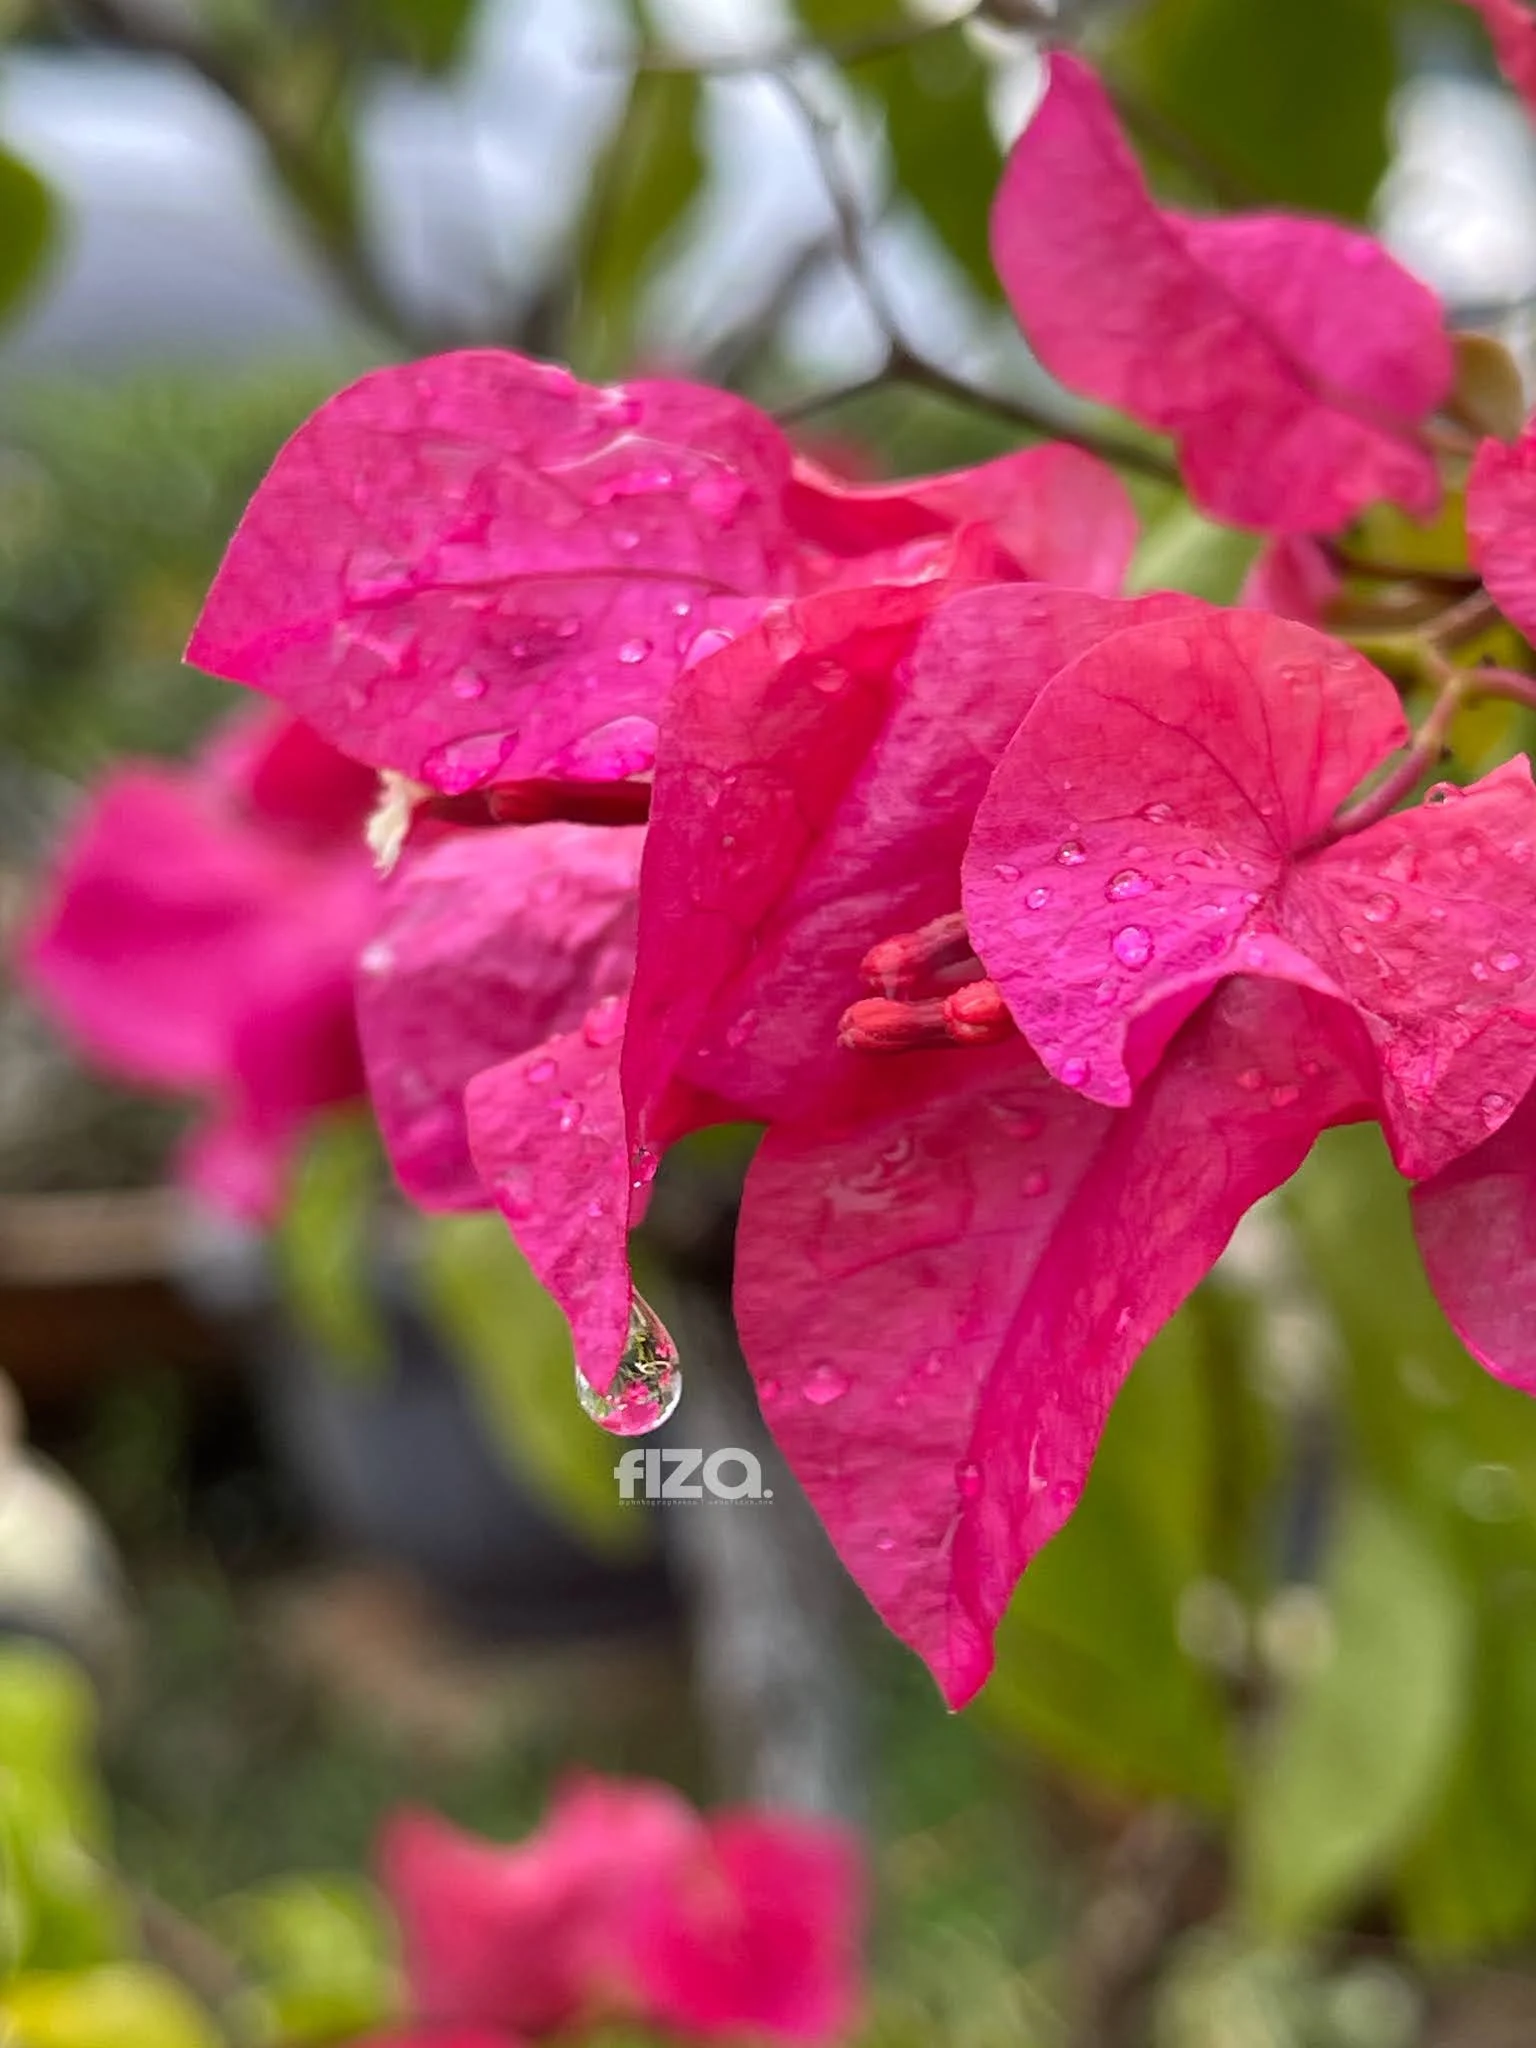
[575,1288,684,1437]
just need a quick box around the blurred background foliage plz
[2,2,1536,2047]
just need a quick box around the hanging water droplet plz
[1056,839,1087,866]
[1112,925,1153,970]
[576,1290,683,1436]
[1106,868,1153,902]
[630,1143,660,1191]
[1424,781,1460,806]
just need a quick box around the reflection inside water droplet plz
[576,1289,683,1436]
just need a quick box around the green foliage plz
[419,1212,647,1557]
[380,0,478,72]
[0,143,59,329]
[273,1116,390,1380]
[1129,502,1261,603]
[1107,0,1397,218]
[984,1305,1235,1810]
[0,1965,220,2048]
[1239,1491,1470,1934]
[573,14,704,379]
[216,1876,397,2046]
[793,5,1002,300]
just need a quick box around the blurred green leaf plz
[420,1213,646,1558]
[381,0,477,71]
[574,38,703,377]
[1108,0,1397,218]
[0,143,57,330]
[273,1116,388,1380]
[0,1965,220,2048]
[983,1304,1234,1809]
[1241,1490,1470,1934]
[1448,331,1527,445]
[216,1874,396,2046]
[794,7,1003,300]
[1351,493,1470,579]
[1128,501,1260,602]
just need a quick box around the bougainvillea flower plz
[380,1776,862,2044]
[991,54,1451,534]
[1241,535,1341,625]
[186,349,1134,802]
[1467,418,1536,638]
[1413,1085,1536,1391]
[963,608,1536,1179]
[1460,0,1536,110]
[20,709,377,1220]
[357,822,644,1210]
[464,574,1177,1396]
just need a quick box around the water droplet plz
[556,616,582,641]
[1269,1082,1301,1109]
[689,471,749,522]
[1056,839,1087,866]
[360,940,394,976]
[1094,979,1117,1005]
[682,626,737,669]
[1142,801,1175,824]
[1480,1091,1513,1130]
[1340,928,1368,956]
[922,1350,947,1379]
[611,527,640,552]
[576,1290,683,1437]
[1059,1056,1090,1088]
[1471,960,1491,982]
[1459,838,1482,869]
[1378,843,1417,884]
[955,1461,983,1503]
[758,1377,780,1406]
[1112,925,1154,970]
[874,1532,897,1554]
[993,861,1020,883]
[1106,868,1153,902]
[555,1096,584,1133]
[617,637,652,665]
[1425,781,1461,806]
[1022,1165,1051,1197]
[1242,939,1269,969]
[1237,1068,1264,1092]
[1026,886,1050,910]
[583,994,626,1048]
[630,1143,660,1190]
[449,667,488,701]
[803,1363,850,1406]
[1176,847,1214,869]
[1363,893,1398,925]
[526,1057,557,1086]
[1492,951,1525,975]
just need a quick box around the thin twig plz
[1423,588,1499,646]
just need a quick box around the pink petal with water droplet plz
[188,351,801,795]
[786,441,1137,596]
[964,610,1536,1174]
[735,981,1366,1707]
[1467,422,1536,643]
[990,55,1450,533]
[358,823,644,1210]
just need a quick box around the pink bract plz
[962,608,1536,1178]
[20,711,377,1221]
[358,822,644,1211]
[187,350,1135,801]
[1460,0,1536,110]
[1467,420,1536,640]
[381,1777,863,2044]
[990,54,1451,533]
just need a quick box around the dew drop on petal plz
[1059,1057,1090,1088]
[576,1289,683,1437]
[1027,886,1050,910]
[874,1532,897,1554]
[555,1096,584,1133]
[583,993,626,1048]
[1340,928,1368,956]
[758,1376,780,1406]
[630,1143,660,1191]
[955,1461,983,1503]
[1022,1165,1051,1196]
[1480,1091,1514,1130]
[617,637,652,665]
[1269,1082,1301,1109]
[449,668,488,701]
[1425,781,1461,806]
[802,1363,850,1406]
[1142,801,1175,824]
[1492,951,1525,975]
[526,1057,557,1086]
[1112,925,1153,970]
[993,861,1020,883]
[1236,1068,1264,1093]
[1056,839,1087,866]
[1106,868,1153,902]
[1363,893,1398,925]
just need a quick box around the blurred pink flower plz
[991,53,1451,534]
[1460,0,1536,110]
[378,1777,863,2045]
[20,707,377,1220]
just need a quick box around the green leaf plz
[273,1115,388,1380]
[982,1304,1234,1809]
[0,1966,221,2048]
[216,1875,395,2046]
[1240,1490,1471,1934]
[0,144,57,329]
[1107,0,1397,219]
[419,1214,647,1558]
[381,0,478,71]
[793,7,1002,300]
[1128,501,1260,603]
[574,52,704,378]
